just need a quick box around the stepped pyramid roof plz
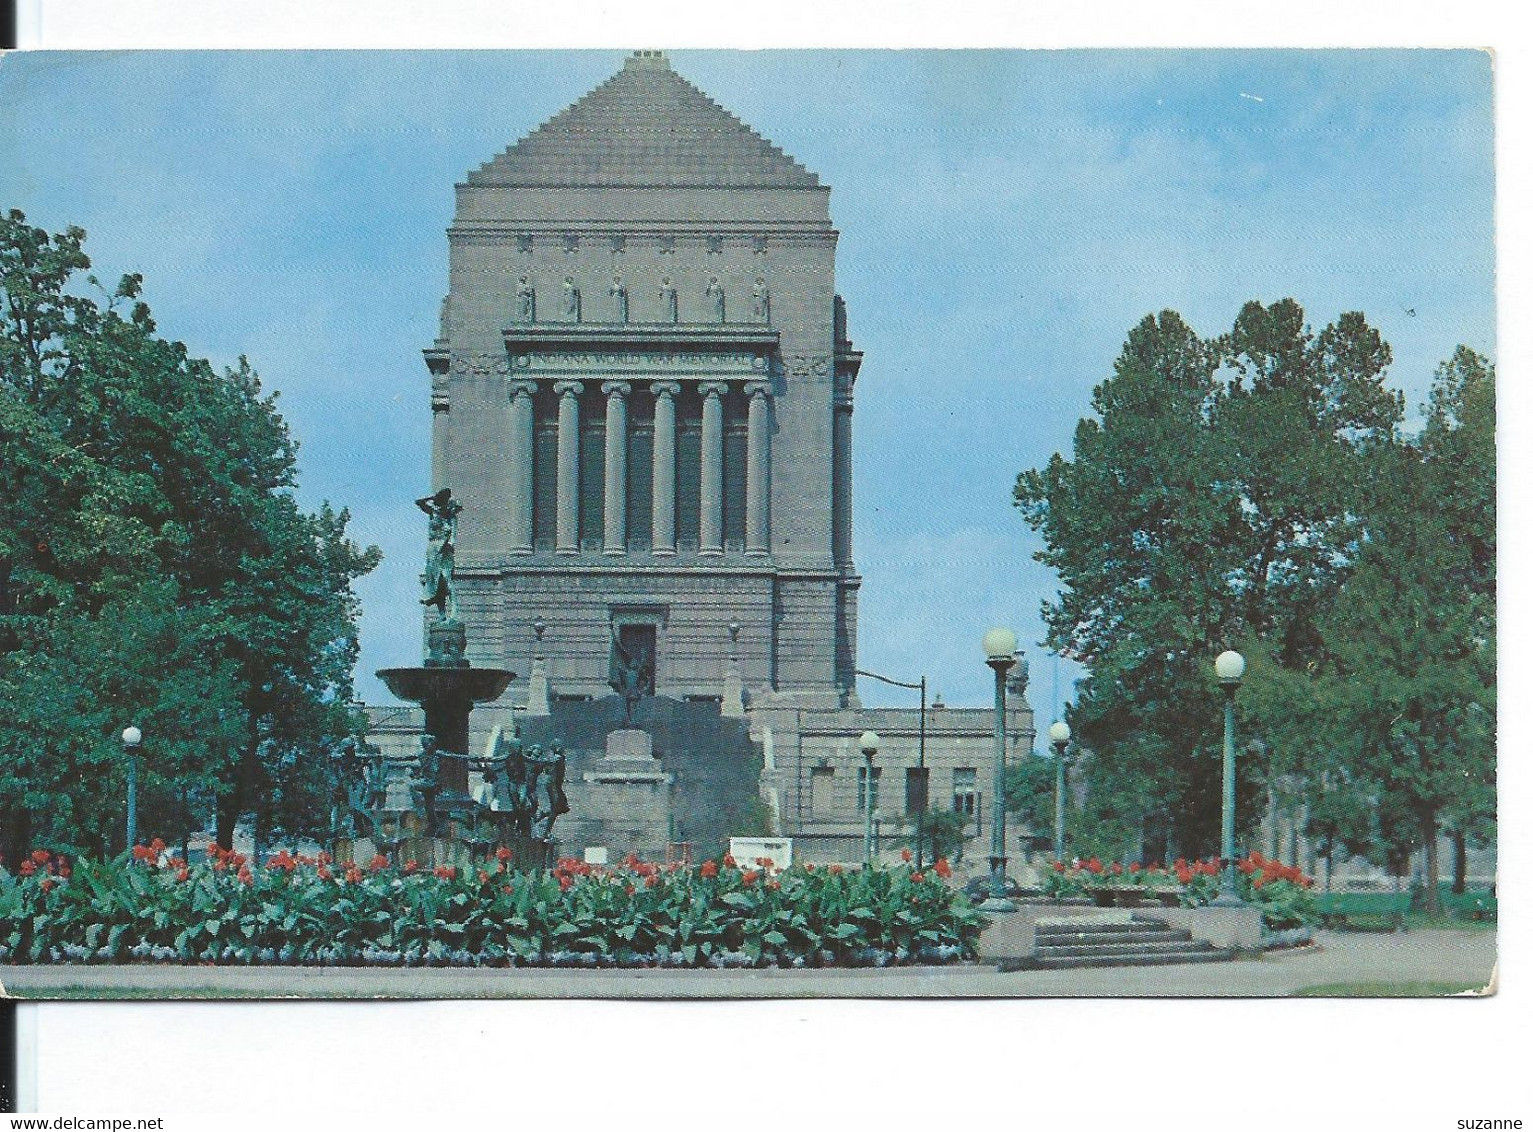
[467,51,821,190]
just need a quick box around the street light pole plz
[1214,650,1246,905]
[1049,720,1071,861]
[121,725,143,854]
[859,730,880,867]
[981,628,1019,912]
[854,668,928,868]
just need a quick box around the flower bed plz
[1043,853,1317,931]
[0,845,980,969]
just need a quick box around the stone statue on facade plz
[752,277,770,323]
[563,276,581,322]
[660,277,678,323]
[516,275,535,322]
[610,275,628,323]
[416,488,462,622]
[706,276,725,322]
[608,630,653,727]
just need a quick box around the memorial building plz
[371,51,1033,863]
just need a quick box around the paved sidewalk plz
[0,930,1494,999]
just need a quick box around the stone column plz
[744,381,771,555]
[507,380,538,554]
[699,381,728,556]
[554,380,583,554]
[430,381,450,491]
[650,381,680,555]
[601,381,631,554]
[833,376,854,566]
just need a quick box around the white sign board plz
[729,837,792,869]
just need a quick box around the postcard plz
[0,48,1495,1000]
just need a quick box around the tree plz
[0,210,380,860]
[1305,350,1495,914]
[1014,301,1401,858]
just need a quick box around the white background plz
[6,0,1528,1126]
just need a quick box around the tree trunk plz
[215,794,239,851]
[1422,813,1441,916]
[1451,829,1468,895]
[216,741,262,851]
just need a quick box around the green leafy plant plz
[0,845,983,969]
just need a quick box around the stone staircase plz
[1019,914,1236,970]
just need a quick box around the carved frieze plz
[448,352,512,377]
[509,350,769,377]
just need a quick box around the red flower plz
[644,874,659,888]
[828,864,844,876]
[237,866,254,885]
[934,858,952,879]
[478,870,490,884]
[404,859,420,874]
[39,878,55,894]
[496,846,513,862]
[30,849,50,865]
[624,883,637,896]
[742,869,760,885]
[1110,862,1123,876]
[150,837,166,853]
[433,865,457,880]
[699,860,719,879]
[911,872,925,884]
[345,867,363,884]
[369,854,389,872]
[176,867,191,883]
[132,845,154,861]
[18,861,36,877]
[57,862,72,878]
[767,880,781,891]
[317,864,333,881]
[558,874,573,891]
[1053,860,1067,873]
[803,863,816,872]
[901,848,913,863]
[1085,857,1103,874]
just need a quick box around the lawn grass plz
[1293,980,1489,998]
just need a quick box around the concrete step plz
[1011,948,1235,971]
[1036,932,1214,951]
[1037,919,1173,935]
[1035,930,1190,947]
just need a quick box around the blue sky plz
[0,50,1494,732]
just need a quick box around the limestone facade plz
[428,50,860,707]
[374,52,1035,862]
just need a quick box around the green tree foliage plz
[1302,349,1495,913]
[1015,300,1402,858]
[1004,753,1056,845]
[0,210,381,860]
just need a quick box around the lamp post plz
[855,667,928,867]
[1213,649,1245,905]
[121,725,143,854]
[1049,720,1070,862]
[981,627,1018,912]
[859,730,880,867]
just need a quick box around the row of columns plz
[505,378,772,556]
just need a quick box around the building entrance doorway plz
[613,622,657,697]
